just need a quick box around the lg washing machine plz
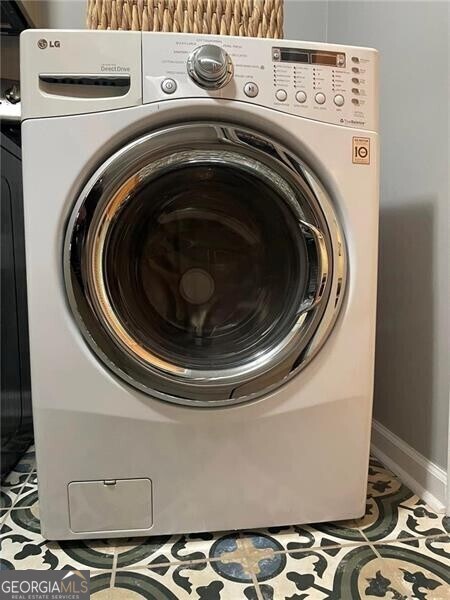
[20,30,378,540]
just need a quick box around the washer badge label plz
[352,137,370,164]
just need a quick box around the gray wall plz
[324,1,449,470]
[21,0,86,29]
[2,1,86,80]
[284,0,327,42]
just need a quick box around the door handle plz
[298,220,329,313]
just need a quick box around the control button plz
[161,78,177,94]
[351,56,360,63]
[352,88,360,94]
[334,94,345,107]
[276,89,287,102]
[352,98,360,105]
[244,82,259,98]
[336,54,346,67]
[352,77,360,84]
[295,90,307,103]
[352,67,360,73]
[315,92,326,105]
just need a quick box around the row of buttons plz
[276,89,345,106]
[161,78,345,108]
[350,59,363,105]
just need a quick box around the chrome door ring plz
[64,122,347,407]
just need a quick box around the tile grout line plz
[1,530,443,574]
[357,517,383,559]
[369,541,383,559]
[357,526,449,560]
[253,531,446,555]
[114,532,450,572]
[238,530,264,600]
[110,546,119,589]
[252,573,264,600]
[370,532,449,545]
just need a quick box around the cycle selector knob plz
[187,44,233,89]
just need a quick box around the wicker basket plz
[86,0,283,38]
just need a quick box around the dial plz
[187,45,233,90]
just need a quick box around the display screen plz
[279,49,309,63]
[273,47,346,68]
[311,53,339,66]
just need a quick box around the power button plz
[161,78,177,94]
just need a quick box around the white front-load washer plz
[20,30,379,540]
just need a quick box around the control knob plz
[187,44,233,89]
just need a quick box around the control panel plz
[143,33,378,131]
[20,30,377,128]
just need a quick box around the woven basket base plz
[87,0,283,38]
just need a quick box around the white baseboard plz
[371,420,448,514]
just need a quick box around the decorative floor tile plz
[0,469,34,513]
[354,459,447,543]
[92,569,183,599]
[113,530,238,570]
[0,490,13,518]
[373,534,450,564]
[11,482,38,509]
[113,535,175,569]
[254,518,365,554]
[369,455,386,469]
[24,470,38,489]
[108,564,260,599]
[52,539,117,571]
[1,469,31,491]
[210,532,286,587]
[14,449,36,473]
[371,539,450,599]
[88,573,113,598]
[255,539,450,599]
[0,506,117,571]
[162,560,261,599]
[257,543,380,599]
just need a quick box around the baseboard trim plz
[371,420,447,514]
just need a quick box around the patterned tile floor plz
[1,449,449,599]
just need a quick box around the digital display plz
[311,53,339,66]
[273,47,346,68]
[279,49,309,63]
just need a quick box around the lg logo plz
[37,38,61,49]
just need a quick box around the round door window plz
[65,123,346,406]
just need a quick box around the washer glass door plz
[65,123,346,406]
